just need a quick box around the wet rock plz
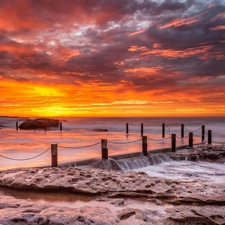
[109,198,124,206]
[0,195,119,225]
[168,145,225,163]
[167,206,225,225]
[1,167,225,206]
[154,199,163,205]
[19,118,59,129]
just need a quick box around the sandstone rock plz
[19,118,59,129]
[168,145,225,163]
[1,162,225,225]
[1,167,225,206]
[2,193,224,225]
[0,195,119,225]
[109,198,124,206]
[167,206,225,225]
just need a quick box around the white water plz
[135,160,225,182]
[92,153,225,183]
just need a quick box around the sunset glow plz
[0,0,225,117]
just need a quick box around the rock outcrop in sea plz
[19,118,59,129]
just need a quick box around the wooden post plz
[126,123,129,135]
[142,136,148,156]
[181,124,184,138]
[16,122,19,130]
[171,134,176,152]
[162,123,165,138]
[202,125,205,142]
[60,122,62,131]
[189,132,193,147]
[141,123,144,136]
[101,139,108,159]
[51,144,58,167]
[208,130,212,145]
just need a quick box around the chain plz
[176,135,189,139]
[0,147,51,161]
[184,126,202,133]
[147,137,170,141]
[165,126,171,135]
[108,139,142,144]
[58,142,101,149]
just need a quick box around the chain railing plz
[58,142,101,149]
[147,136,171,141]
[108,139,142,144]
[176,135,189,139]
[0,123,219,169]
[184,126,202,133]
[0,147,51,161]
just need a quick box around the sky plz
[0,0,225,117]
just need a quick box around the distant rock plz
[19,118,59,130]
[92,128,108,132]
[60,119,68,122]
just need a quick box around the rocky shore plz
[0,145,225,224]
[168,144,225,163]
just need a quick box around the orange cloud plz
[127,28,146,36]
[153,43,162,49]
[159,16,198,29]
[211,25,225,30]
[214,12,225,20]
[128,46,148,52]
[0,2,48,31]
[124,67,163,76]
[0,1,224,117]
[142,45,213,59]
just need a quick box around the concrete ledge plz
[58,143,204,168]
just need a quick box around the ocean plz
[0,116,224,170]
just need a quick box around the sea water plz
[0,116,224,170]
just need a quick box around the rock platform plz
[0,164,225,224]
[168,144,225,163]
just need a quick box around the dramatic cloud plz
[0,0,224,117]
